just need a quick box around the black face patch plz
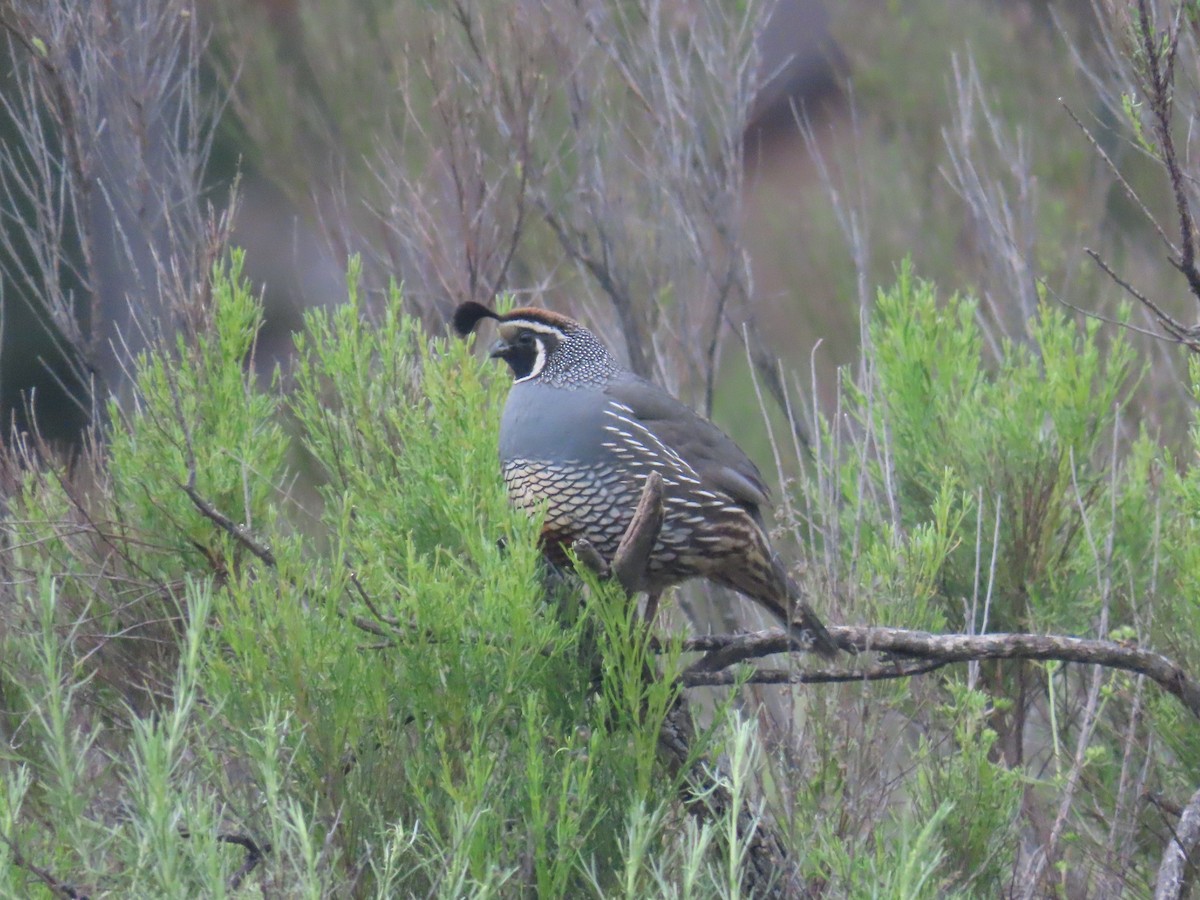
[492,328,561,382]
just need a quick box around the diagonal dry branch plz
[178,828,271,893]
[678,625,1200,721]
[1067,0,1200,356]
[0,830,90,899]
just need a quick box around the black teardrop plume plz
[452,301,500,336]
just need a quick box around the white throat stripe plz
[513,339,547,383]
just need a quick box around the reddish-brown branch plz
[609,471,664,593]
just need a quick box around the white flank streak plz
[603,405,701,483]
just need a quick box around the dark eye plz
[517,332,536,346]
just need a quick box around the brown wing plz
[604,373,771,515]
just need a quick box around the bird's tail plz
[780,570,839,660]
[784,590,838,659]
[718,550,840,660]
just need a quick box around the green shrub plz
[5,257,1200,896]
[0,257,772,897]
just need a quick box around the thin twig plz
[1083,248,1200,353]
[0,830,90,899]
[1148,792,1186,820]
[1135,0,1200,304]
[181,474,276,568]
[178,828,271,893]
[1060,99,1172,252]
[1045,278,1190,345]
[219,832,271,892]
[348,568,399,627]
[352,616,392,639]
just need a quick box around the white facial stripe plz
[513,338,547,383]
[500,319,565,339]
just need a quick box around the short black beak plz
[488,338,511,359]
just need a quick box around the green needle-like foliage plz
[4,257,1200,896]
[0,256,763,896]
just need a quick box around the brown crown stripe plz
[502,307,580,331]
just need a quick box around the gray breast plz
[499,381,615,466]
[498,381,637,559]
[498,380,743,583]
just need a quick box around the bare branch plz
[347,567,399,627]
[0,830,90,899]
[0,0,227,413]
[178,828,271,893]
[218,832,270,892]
[1135,0,1200,305]
[1061,99,1172,252]
[682,658,948,688]
[180,475,276,568]
[571,471,665,595]
[1084,247,1200,353]
[1155,785,1200,900]
[1044,276,1190,346]
[674,625,1200,721]
[571,539,611,579]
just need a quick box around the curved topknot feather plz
[452,301,499,336]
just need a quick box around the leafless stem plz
[178,828,271,893]
[1134,0,1200,305]
[347,567,400,627]
[0,830,90,899]
[1084,247,1200,353]
[682,658,948,688]
[1155,785,1200,900]
[1061,99,1172,251]
[181,469,276,568]
[675,626,1200,721]
[0,0,226,413]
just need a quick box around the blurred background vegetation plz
[6,0,1189,442]
[4,0,1200,896]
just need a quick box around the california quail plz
[453,301,838,659]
